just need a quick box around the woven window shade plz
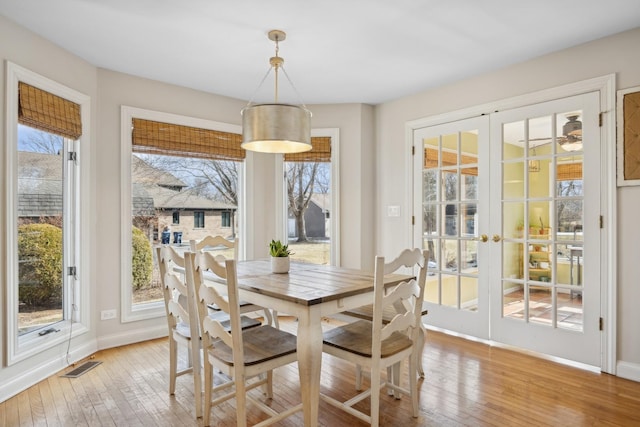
[18,82,82,139]
[284,137,331,162]
[424,147,478,176]
[132,118,245,161]
[556,163,583,180]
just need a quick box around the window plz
[221,211,231,228]
[121,107,245,321]
[5,63,90,364]
[279,129,340,266]
[194,211,205,228]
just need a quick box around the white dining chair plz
[156,245,204,418]
[187,251,302,427]
[189,235,277,328]
[157,245,260,420]
[320,248,428,426]
[342,249,430,380]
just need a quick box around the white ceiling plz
[1,0,639,105]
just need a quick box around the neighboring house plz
[131,155,237,243]
[18,152,237,242]
[17,151,63,224]
[288,193,330,239]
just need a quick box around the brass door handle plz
[476,234,488,242]
[492,234,501,242]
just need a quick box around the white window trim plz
[275,128,341,266]
[5,61,91,365]
[120,106,244,322]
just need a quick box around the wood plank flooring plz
[1,316,639,426]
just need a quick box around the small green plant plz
[17,223,63,307]
[269,239,292,257]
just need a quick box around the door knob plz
[492,234,501,242]
[476,234,488,242]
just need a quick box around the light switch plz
[387,205,401,217]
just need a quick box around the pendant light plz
[241,30,312,154]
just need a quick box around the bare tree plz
[286,162,320,242]
[20,128,63,154]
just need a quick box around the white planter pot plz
[271,256,290,274]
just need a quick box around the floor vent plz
[60,361,102,378]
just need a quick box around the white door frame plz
[405,74,616,374]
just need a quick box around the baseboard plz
[0,340,97,403]
[616,361,640,382]
[96,323,167,351]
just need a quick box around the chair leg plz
[417,325,426,378]
[235,373,248,427]
[169,338,177,395]
[262,370,273,399]
[370,364,381,427]
[392,362,402,399]
[191,341,202,418]
[409,353,419,417]
[386,366,395,396]
[355,365,363,391]
[203,360,213,427]
[272,310,280,329]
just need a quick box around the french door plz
[489,93,601,366]
[414,92,602,366]
[413,116,491,339]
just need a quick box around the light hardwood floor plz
[1,316,639,426]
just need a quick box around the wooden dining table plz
[232,259,413,427]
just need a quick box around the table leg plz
[296,306,322,427]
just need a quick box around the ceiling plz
[1,0,639,105]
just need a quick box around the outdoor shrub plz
[132,226,153,290]
[17,223,63,307]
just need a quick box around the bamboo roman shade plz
[556,162,583,180]
[424,147,478,175]
[284,136,331,162]
[18,82,82,139]
[131,118,245,161]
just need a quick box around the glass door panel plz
[414,116,490,339]
[491,92,600,366]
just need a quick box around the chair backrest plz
[156,245,200,341]
[188,251,245,363]
[189,235,238,260]
[372,248,429,357]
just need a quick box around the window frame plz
[275,128,340,266]
[120,106,245,322]
[172,211,180,225]
[5,62,91,365]
[194,211,205,228]
[221,211,231,228]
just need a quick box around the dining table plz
[230,259,413,427]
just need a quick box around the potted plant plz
[269,239,292,273]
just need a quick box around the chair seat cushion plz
[209,325,297,366]
[323,320,413,358]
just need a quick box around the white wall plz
[375,27,640,381]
